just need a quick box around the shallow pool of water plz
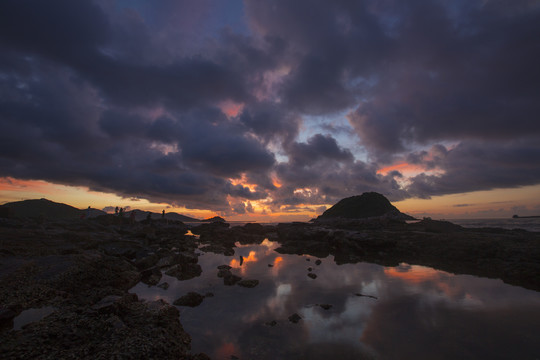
[131,239,540,359]
[11,306,55,331]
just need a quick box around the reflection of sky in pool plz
[131,239,540,359]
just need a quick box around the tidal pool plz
[131,239,540,359]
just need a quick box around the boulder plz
[173,292,205,307]
[237,279,259,288]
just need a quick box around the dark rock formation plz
[288,313,302,323]
[316,192,415,221]
[202,216,226,223]
[224,273,242,286]
[237,279,259,288]
[174,292,205,307]
[165,263,202,281]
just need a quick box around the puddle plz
[131,240,540,359]
[12,306,55,331]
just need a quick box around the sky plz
[1,0,540,221]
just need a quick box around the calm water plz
[451,218,540,232]
[131,240,540,359]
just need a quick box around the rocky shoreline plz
[1,215,539,358]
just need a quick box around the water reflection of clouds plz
[130,240,540,359]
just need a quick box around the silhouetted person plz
[115,206,119,215]
[162,210,165,219]
[119,207,124,217]
[240,255,244,266]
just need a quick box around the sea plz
[450,217,540,232]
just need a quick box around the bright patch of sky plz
[301,110,369,163]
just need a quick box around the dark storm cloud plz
[239,102,300,144]
[0,0,247,109]
[0,59,270,211]
[346,0,540,155]
[286,134,354,167]
[271,135,406,207]
[1,0,539,214]
[245,0,391,115]
[405,140,540,198]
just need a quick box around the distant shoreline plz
[512,215,540,219]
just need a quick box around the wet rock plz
[265,320,278,326]
[237,279,259,288]
[217,264,232,270]
[307,273,317,279]
[133,253,159,270]
[218,268,232,278]
[91,295,123,313]
[157,282,169,290]
[165,263,202,281]
[224,273,242,286]
[268,264,274,267]
[192,354,212,360]
[0,307,17,329]
[157,251,198,268]
[242,223,267,235]
[173,292,205,307]
[319,304,332,310]
[315,259,322,265]
[288,313,302,323]
[99,241,142,259]
[307,267,313,272]
[141,267,162,286]
[200,244,235,256]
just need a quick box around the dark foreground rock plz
[0,217,209,359]
[0,293,200,360]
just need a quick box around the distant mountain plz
[202,216,226,223]
[0,198,105,220]
[126,209,200,222]
[317,192,415,220]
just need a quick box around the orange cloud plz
[272,175,282,188]
[215,342,239,359]
[219,100,244,118]
[229,174,258,192]
[230,250,258,268]
[384,265,440,283]
[0,177,55,193]
[376,162,425,176]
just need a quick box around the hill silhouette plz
[317,192,414,220]
[127,209,200,222]
[0,198,202,222]
[0,198,105,220]
[202,216,226,223]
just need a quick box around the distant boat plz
[512,215,540,219]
